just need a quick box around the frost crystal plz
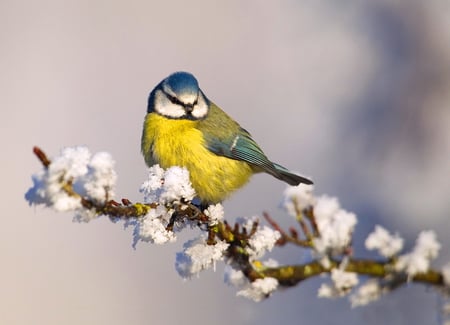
[236,277,279,302]
[73,208,98,223]
[175,237,229,279]
[133,205,175,245]
[25,146,117,214]
[82,152,116,204]
[415,230,441,259]
[160,166,196,203]
[224,266,248,288]
[52,146,91,180]
[365,225,404,258]
[247,225,281,259]
[395,230,441,276]
[132,165,198,245]
[139,165,165,203]
[350,280,382,307]
[331,269,359,293]
[313,196,357,255]
[140,165,196,204]
[237,217,280,259]
[318,269,359,298]
[224,259,280,300]
[281,183,315,217]
[317,283,336,298]
[26,146,90,211]
[262,258,279,268]
[204,203,224,226]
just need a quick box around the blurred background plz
[1,0,449,324]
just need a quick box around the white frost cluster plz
[395,230,441,277]
[282,183,315,217]
[140,164,196,204]
[282,187,357,256]
[318,269,359,298]
[224,265,248,288]
[237,278,279,302]
[204,203,224,226]
[175,237,229,279]
[131,205,175,245]
[224,265,279,302]
[365,225,404,258]
[349,280,383,307]
[25,146,116,216]
[130,165,197,245]
[313,196,357,255]
[239,217,281,259]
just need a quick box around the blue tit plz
[141,71,313,206]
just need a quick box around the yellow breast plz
[141,113,253,203]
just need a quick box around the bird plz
[141,71,313,207]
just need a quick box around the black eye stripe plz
[166,93,198,108]
[167,94,184,106]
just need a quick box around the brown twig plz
[304,206,319,237]
[263,212,312,247]
[33,146,51,168]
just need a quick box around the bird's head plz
[148,72,209,120]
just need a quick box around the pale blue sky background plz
[1,1,450,324]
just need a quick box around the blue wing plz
[199,104,312,186]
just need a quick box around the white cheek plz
[154,90,186,118]
[158,103,186,118]
[191,94,209,119]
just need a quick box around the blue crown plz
[165,71,199,96]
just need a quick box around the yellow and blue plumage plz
[141,72,312,206]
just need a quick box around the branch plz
[259,259,444,287]
[27,146,450,304]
